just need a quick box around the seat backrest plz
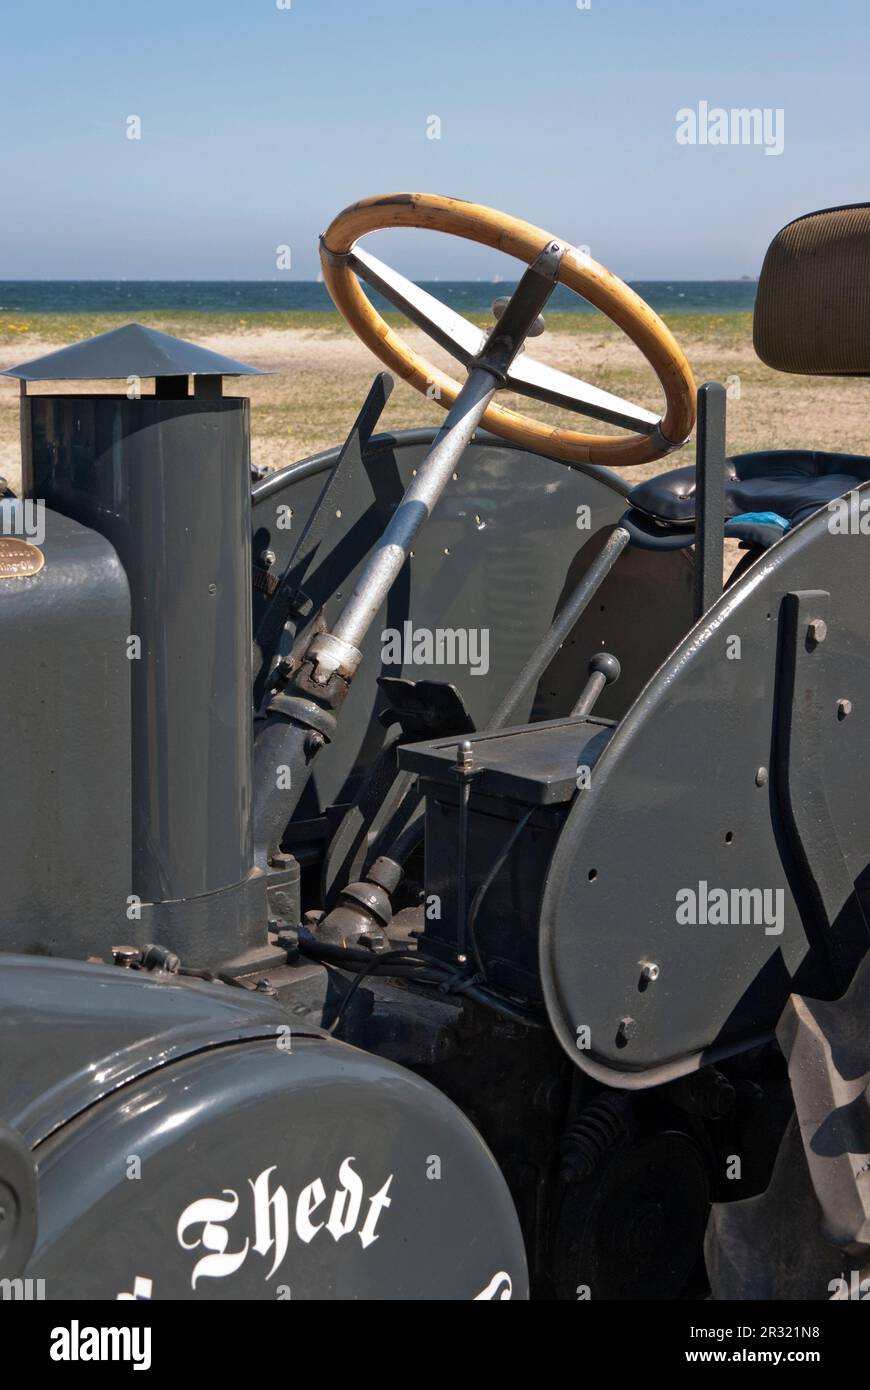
[754,202,870,376]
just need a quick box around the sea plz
[0,280,756,316]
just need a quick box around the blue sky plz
[1,0,867,279]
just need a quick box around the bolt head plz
[457,739,474,770]
[640,962,660,983]
[111,945,140,968]
[808,618,828,644]
[837,698,852,719]
[755,766,769,787]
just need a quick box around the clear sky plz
[1,0,868,280]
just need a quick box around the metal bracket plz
[692,382,726,621]
[472,241,565,384]
[254,372,393,699]
[775,589,870,989]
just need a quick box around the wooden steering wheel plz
[320,193,696,468]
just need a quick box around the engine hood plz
[0,954,306,1145]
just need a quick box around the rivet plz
[837,698,852,720]
[755,767,768,786]
[807,618,828,644]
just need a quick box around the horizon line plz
[0,276,759,285]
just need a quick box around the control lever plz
[572,652,621,719]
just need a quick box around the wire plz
[465,810,533,980]
[299,937,546,1033]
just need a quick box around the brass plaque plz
[0,537,45,579]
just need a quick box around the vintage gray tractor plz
[1,194,868,1301]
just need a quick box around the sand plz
[2,314,868,495]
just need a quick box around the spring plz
[560,1092,632,1182]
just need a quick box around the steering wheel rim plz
[320,192,696,468]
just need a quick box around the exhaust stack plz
[10,324,272,970]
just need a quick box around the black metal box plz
[399,718,613,1002]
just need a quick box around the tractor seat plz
[630,202,870,550]
[628,449,870,548]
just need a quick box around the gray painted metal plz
[490,526,629,730]
[2,322,266,381]
[29,1037,527,1300]
[24,394,263,967]
[318,370,496,675]
[693,382,726,619]
[540,489,870,1087]
[0,1121,37,1278]
[401,716,613,806]
[252,431,694,827]
[0,509,131,958]
[0,955,295,1146]
[776,589,870,988]
[252,377,395,871]
[5,959,527,1300]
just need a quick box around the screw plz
[111,945,140,968]
[807,618,828,644]
[755,767,768,787]
[640,962,660,983]
[837,699,852,719]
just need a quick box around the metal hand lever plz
[571,652,621,719]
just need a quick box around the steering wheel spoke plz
[349,247,484,367]
[321,193,696,466]
[506,353,660,435]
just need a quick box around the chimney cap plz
[1,322,268,382]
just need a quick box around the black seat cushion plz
[628,450,870,532]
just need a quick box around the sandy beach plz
[2,311,867,494]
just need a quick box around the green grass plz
[0,308,755,348]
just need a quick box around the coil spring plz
[560,1092,631,1182]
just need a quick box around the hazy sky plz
[2,0,868,280]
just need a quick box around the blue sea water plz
[0,280,756,316]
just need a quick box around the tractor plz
[1,193,868,1301]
